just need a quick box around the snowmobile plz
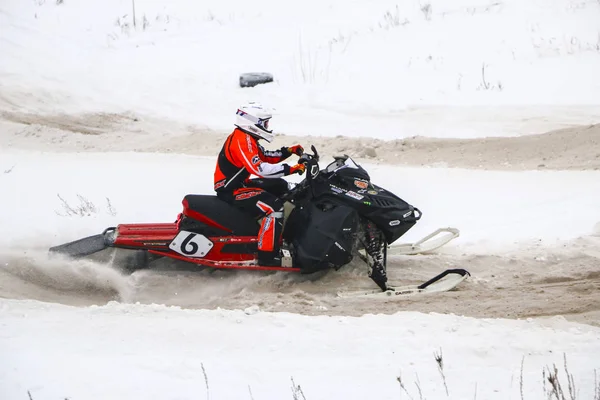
[49,146,468,296]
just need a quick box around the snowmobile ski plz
[337,268,470,298]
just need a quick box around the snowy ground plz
[1,138,599,400]
[1,0,600,399]
[2,299,600,400]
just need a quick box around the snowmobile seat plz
[182,195,259,236]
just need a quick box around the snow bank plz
[1,0,599,137]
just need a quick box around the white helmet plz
[234,102,274,142]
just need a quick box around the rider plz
[214,102,306,267]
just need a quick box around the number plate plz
[169,230,214,258]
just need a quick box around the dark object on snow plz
[239,72,274,88]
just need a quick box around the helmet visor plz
[258,118,271,132]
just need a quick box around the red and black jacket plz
[214,128,292,193]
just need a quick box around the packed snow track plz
[1,236,599,326]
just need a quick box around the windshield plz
[325,156,360,173]
[342,157,360,169]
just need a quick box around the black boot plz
[257,250,282,267]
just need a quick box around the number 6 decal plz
[180,233,199,255]
[169,230,214,258]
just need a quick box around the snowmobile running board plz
[390,227,460,255]
[337,268,470,298]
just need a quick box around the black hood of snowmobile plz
[299,158,420,244]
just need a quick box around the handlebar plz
[282,145,319,201]
[298,145,319,164]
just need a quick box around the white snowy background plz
[1,0,600,399]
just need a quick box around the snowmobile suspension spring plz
[365,222,384,265]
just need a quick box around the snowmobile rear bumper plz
[106,223,179,251]
[49,222,180,259]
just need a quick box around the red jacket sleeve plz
[231,131,290,179]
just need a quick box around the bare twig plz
[3,164,15,174]
[396,372,415,400]
[106,197,117,216]
[594,369,600,400]
[55,193,99,217]
[201,362,210,400]
[434,348,449,397]
[415,373,424,400]
[131,0,136,29]
[420,3,432,21]
[543,368,548,399]
[480,63,490,90]
[294,35,331,85]
[541,354,579,400]
[28,391,33,400]
[77,194,97,214]
[56,194,78,216]
[291,377,307,400]
[520,356,525,400]
[248,384,255,400]
[546,364,566,400]
[563,354,576,400]
[477,63,503,91]
[381,5,409,29]
[456,73,463,91]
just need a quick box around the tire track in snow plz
[1,236,599,326]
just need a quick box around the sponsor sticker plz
[345,191,364,200]
[389,220,401,226]
[354,180,368,189]
[214,180,225,189]
[258,217,272,248]
[368,190,378,195]
[235,191,261,200]
[252,155,260,164]
[330,185,345,194]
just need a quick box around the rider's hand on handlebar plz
[289,164,306,175]
[287,145,304,156]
